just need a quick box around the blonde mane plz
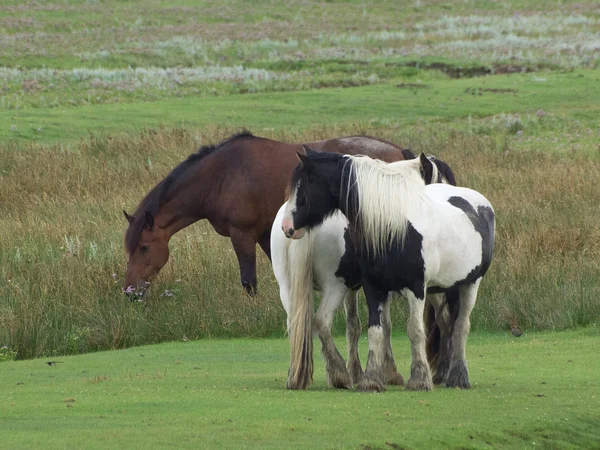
[343,155,431,258]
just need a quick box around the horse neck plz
[154,178,209,240]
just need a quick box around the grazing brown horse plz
[123,131,422,295]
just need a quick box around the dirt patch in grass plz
[387,61,549,79]
[396,83,428,89]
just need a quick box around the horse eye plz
[140,245,149,253]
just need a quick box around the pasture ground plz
[2,329,600,449]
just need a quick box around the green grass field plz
[2,1,600,447]
[3,329,600,449]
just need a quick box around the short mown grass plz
[2,329,600,449]
[1,0,599,362]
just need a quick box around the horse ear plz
[419,152,434,183]
[296,151,314,169]
[144,211,154,230]
[302,144,318,157]
[123,210,135,224]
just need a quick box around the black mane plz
[125,130,254,254]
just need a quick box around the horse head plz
[282,145,345,239]
[123,210,170,299]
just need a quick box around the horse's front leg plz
[381,295,404,386]
[229,229,257,295]
[356,282,388,393]
[404,287,433,391]
[343,289,363,384]
[315,285,352,389]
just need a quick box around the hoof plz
[406,378,433,391]
[432,372,447,385]
[242,283,257,297]
[347,361,364,385]
[445,362,471,389]
[286,379,308,390]
[385,371,405,386]
[327,368,352,390]
[357,374,386,393]
[445,377,472,389]
[432,360,449,385]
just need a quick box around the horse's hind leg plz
[426,292,452,385]
[381,296,404,386]
[257,230,272,261]
[445,280,480,389]
[405,288,433,391]
[229,229,257,295]
[315,285,352,389]
[343,290,363,384]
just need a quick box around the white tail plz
[285,231,316,390]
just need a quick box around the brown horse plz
[123,131,424,295]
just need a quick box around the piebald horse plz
[271,153,456,390]
[282,147,495,392]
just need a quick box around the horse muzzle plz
[123,282,150,301]
[281,216,305,239]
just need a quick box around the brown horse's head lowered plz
[123,209,170,296]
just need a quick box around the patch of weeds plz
[67,327,92,354]
[0,345,17,362]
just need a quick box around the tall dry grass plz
[1,125,599,359]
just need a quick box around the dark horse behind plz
[123,131,455,295]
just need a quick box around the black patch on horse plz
[357,222,426,301]
[428,196,494,292]
[335,228,362,290]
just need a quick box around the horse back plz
[308,135,406,163]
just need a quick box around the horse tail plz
[286,231,315,390]
[426,288,461,371]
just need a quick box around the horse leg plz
[405,288,433,391]
[343,290,363,385]
[229,229,257,295]
[381,295,404,386]
[315,285,352,389]
[426,292,452,385]
[257,230,272,261]
[356,282,388,393]
[445,280,480,389]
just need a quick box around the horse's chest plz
[358,223,427,298]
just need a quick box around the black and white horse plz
[271,153,456,390]
[280,147,495,392]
